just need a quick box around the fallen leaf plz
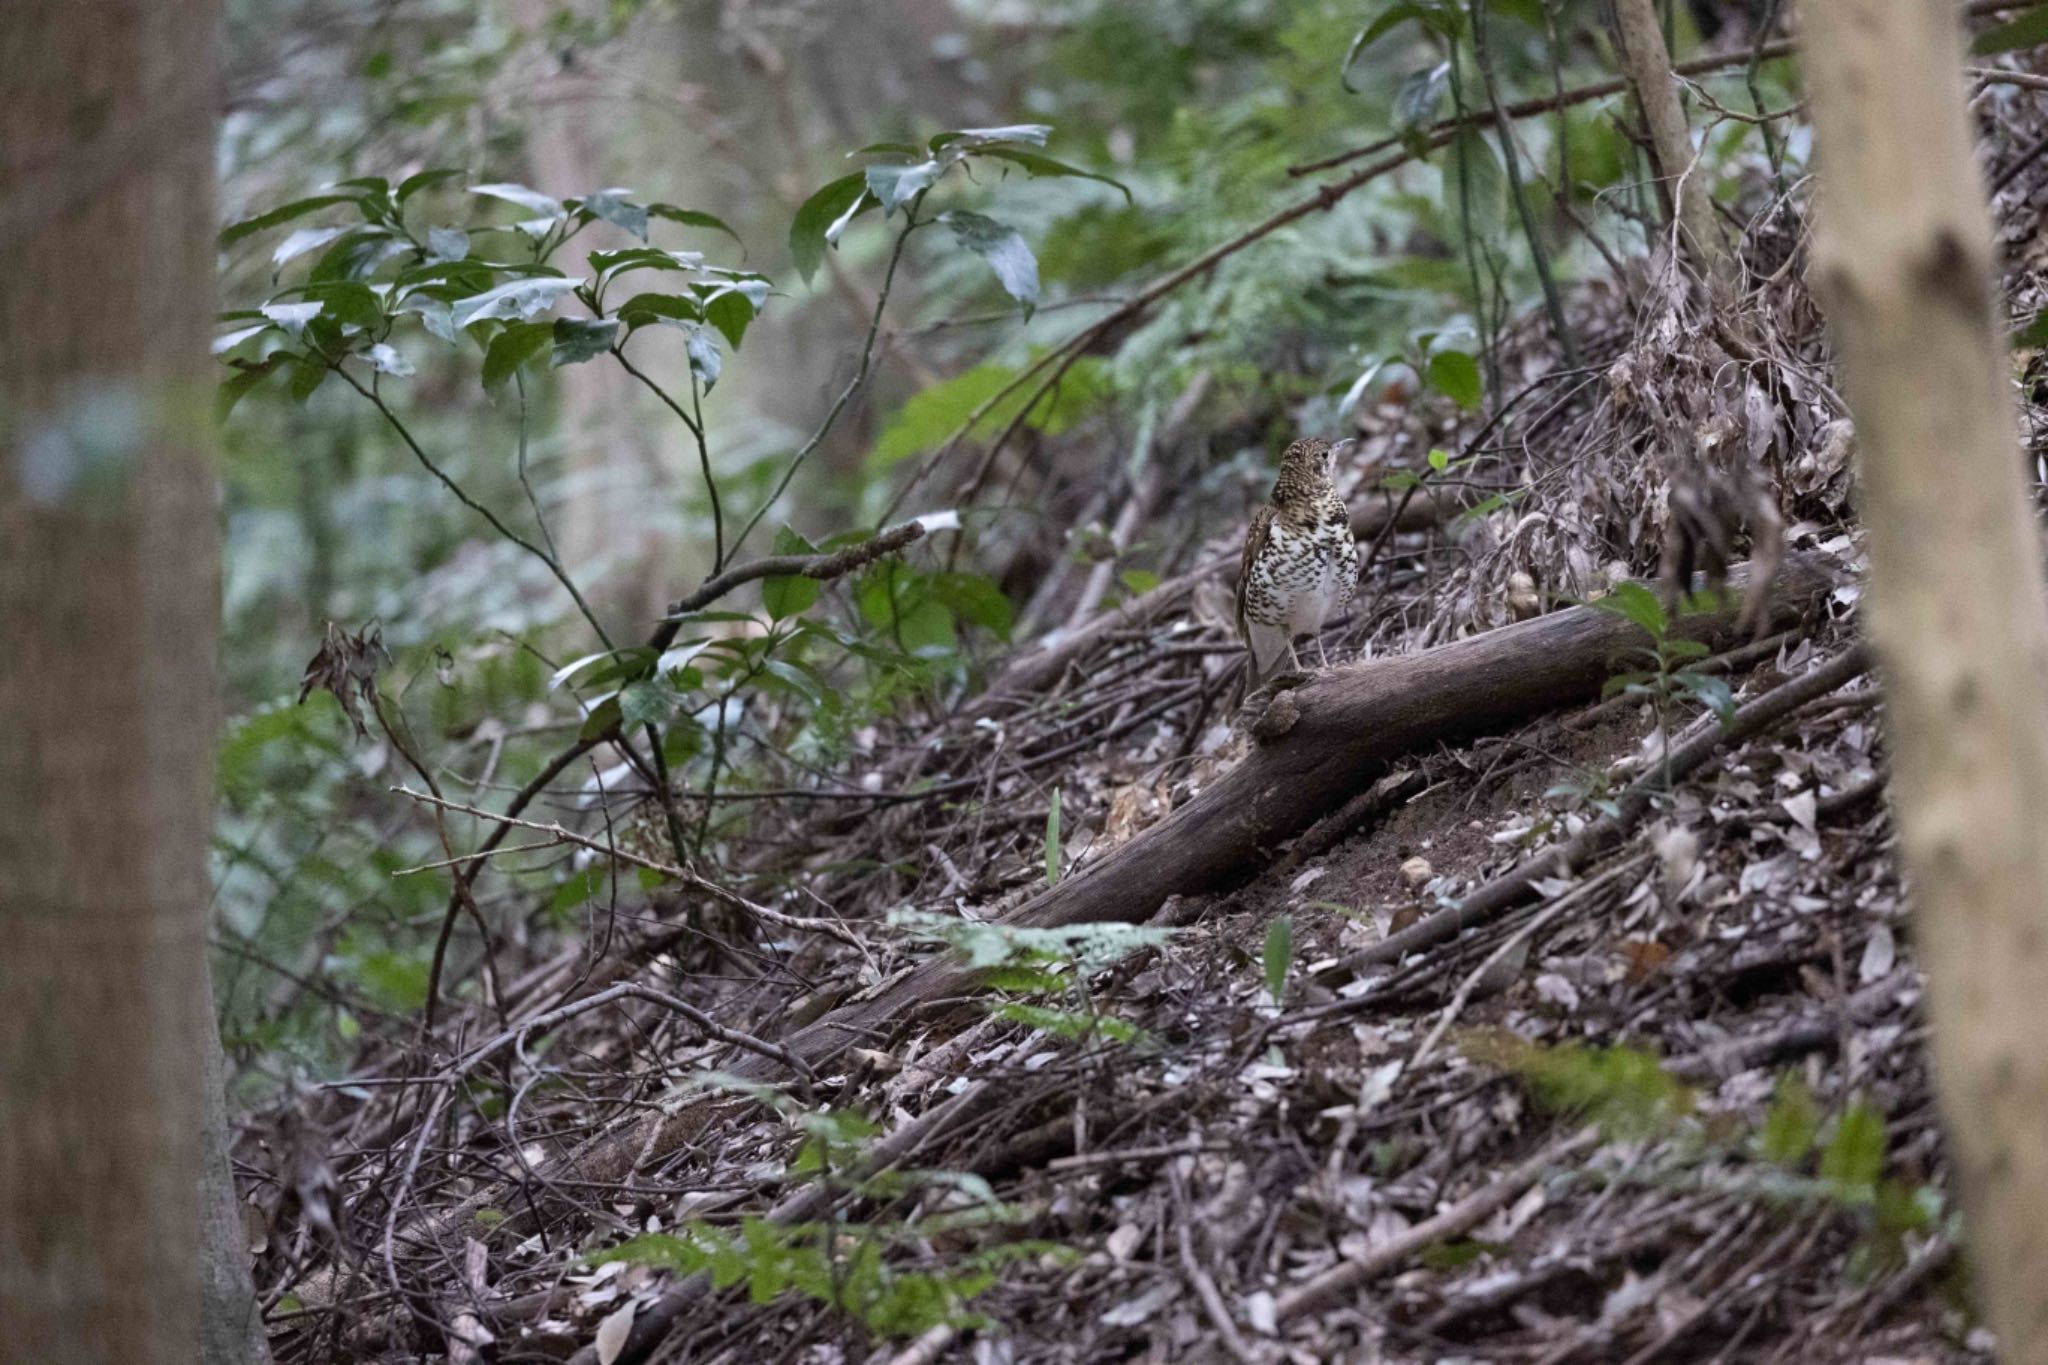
[595,1302,636,1365]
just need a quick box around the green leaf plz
[684,324,722,390]
[929,572,1013,640]
[271,226,349,270]
[761,658,826,706]
[472,182,566,219]
[866,160,942,216]
[702,288,758,350]
[648,204,745,250]
[579,695,623,742]
[1426,350,1482,410]
[1592,581,1668,637]
[216,358,285,422]
[762,525,821,620]
[482,321,553,389]
[551,317,619,367]
[869,359,1108,469]
[287,355,328,403]
[1394,62,1451,131]
[971,146,1132,202]
[1263,915,1293,1007]
[1119,568,1160,594]
[942,211,1039,312]
[618,679,679,729]
[1760,1074,1821,1166]
[301,281,385,330]
[1820,1100,1887,1195]
[576,188,650,241]
[587,246,705,282]
[1343,2,1462,88]
[220,194,364,248]
[1444,125,1507,238]
[789,172,872,284]
[1044,787,1062,886]
[2016,310,2048,350]
[451,276,580,329]
[1427,446,1451,472]
[1972,5,2048,54]
[426,226,470,263]
[932,123,1052,151]
[396,168,464,203]
[616,292,702,332]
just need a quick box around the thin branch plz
[392,785,865,949]
[649,519,929,653]
[1472,0,1581,367]
[612,347,723,572]
[727,194,930,564]
[336,365,614,651]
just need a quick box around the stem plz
[612,347,724,573]
[1470,0,1581,368]
[512,370,562,563]
[1445,42,1503,411]
[728,193,928,563]
[336,366,614,651]
[689,369,722,573]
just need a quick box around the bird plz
[1235,437,1361,688]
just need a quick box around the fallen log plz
[335,553,1835,1350]
[559,560,1829,1176]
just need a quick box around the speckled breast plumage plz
[1239,496,1359,632]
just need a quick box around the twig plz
[379,980,815,1315]
[1472,0,1581,367]
[650,519,929,653]
[612,348,724,573]
[1407,855,1646,1070]
[1170,1167,1257,1365]
[1275,1129,1599,1322]
[392,785,864,948]
[1333,642,1871,978]
[334,366,615,650]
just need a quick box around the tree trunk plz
[1610,0,1735,295]
[1800,0,2048,1352]
[0,2,266,1362]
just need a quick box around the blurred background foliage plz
[210,0,1792,1092]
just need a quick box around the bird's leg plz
[1315,634,1331,669]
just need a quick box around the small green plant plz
[1543,766,1623,819]
[594,1073,1062,1339]
[1591,582,1739,726]
[1263,915,1294,1007]
[890,911,1171,1047]
[1466,1034,1948,1271]
[1589,581,1739,791]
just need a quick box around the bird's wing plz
[1235,504,1274,642]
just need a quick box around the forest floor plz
[265,85,2048,1365]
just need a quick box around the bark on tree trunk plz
[1610,0,1735,295]
[1801,0,2048,1352]
[0,2,266,1362]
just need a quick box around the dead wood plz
[1333,637,1870,978]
